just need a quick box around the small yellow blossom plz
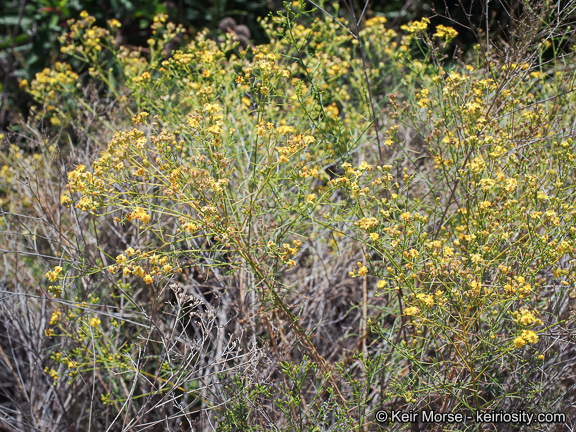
[376,280,387,289]
[417,294,434,307]
[61,194,72,206]
[401,18,430,34]
[365,16,387,27]
[358,161,373,171]
[514,336,527,349]
[470,254,483,264]
[434,24,458,40]
[128,207,151,224]
[356,217,379,230]
[357,263,368,276]
[132,111,149,124]
[49,311,62,326]
[46,266,63,282]
[512,309,543,326]
[404,306,420,316]
[108,19,121,28]
[521,330,539,344]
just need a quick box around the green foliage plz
[0,0,274,129]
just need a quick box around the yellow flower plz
[365,16,387,27]
[470,254,483,264]
[376,280,387,289]
[61,194,72,206]
[404,306,420,316]
[130,207,151,224]
[108,19,122,28]
[207,123,223,135]
[356,217,379,230]
[513,309,542,326]
[514,336,527,349]
[358,161,373,171]
[46,266,63,282]
[49,311,62,326]
[356,262,368,276]
[521,330,539,344]
[203,103,221,114]
[303,135,315,145]
[90,317,101,327]
[434,24,458,40]
[417,294,434,308]
[132,111,149,124]
[400,18,429,34]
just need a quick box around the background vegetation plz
[1,0,576,431]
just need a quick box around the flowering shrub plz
[2,1,576,430]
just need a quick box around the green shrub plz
[2,1,576,430]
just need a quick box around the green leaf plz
[0,33,30,50]
[0,16,33,27]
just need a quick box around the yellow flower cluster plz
[132,111,150,124]
[365,16,387,27]
[45,368,59,384]
[90,317,102,327]
[28,62,79,124]
[49,310,62,326]
[30,62,79,98]
[404,306,420,316]
[46,266,63,282]
[349,261,368,278]
[417,293,434,307]
[512,309,543,327]
[280,240,302,267]
[59,12,109,55]
[66,164,92,193]
[355,216,379,231]
[433,25,458,40]
[501,62,530,73]
[127,207,151,224]
[276,134,315,163]
[513,330,539,348]
[504,276,533,298]
[400,18,430,34]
